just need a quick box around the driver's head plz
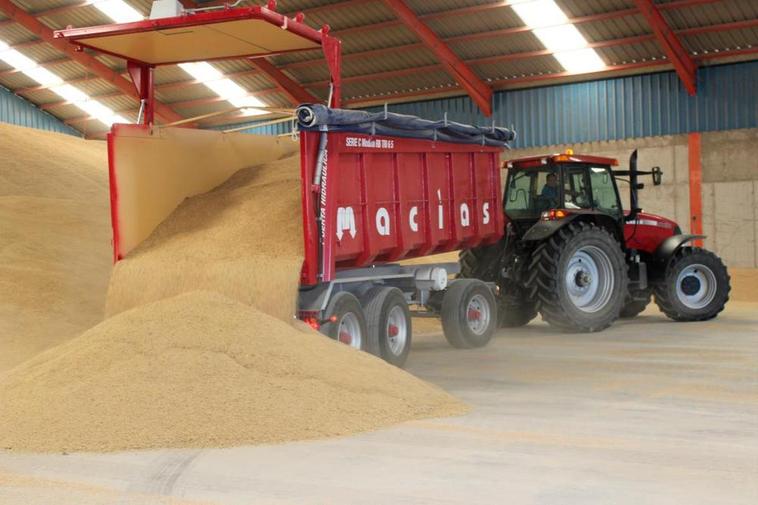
[546,173,558,187]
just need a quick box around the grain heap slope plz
[0,153,466,453]
[0,123,111,372]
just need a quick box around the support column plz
[688,132,703,246]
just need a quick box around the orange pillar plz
[688,132,703,246]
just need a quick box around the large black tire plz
[526,222,628,332]
[321,292,375,354]
[459,244,502,281]
[498,294,538,327]
[441,279,497,349]
[361,287,412,367]
[620,290,652,318]
[653,247,730,321]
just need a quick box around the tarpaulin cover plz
[296,104,516,148]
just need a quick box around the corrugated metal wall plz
[232,61,757,148]
[0,85,80,136]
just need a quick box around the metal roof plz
[0,0,754,137]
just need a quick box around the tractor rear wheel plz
[498,294,538,327]
[620,290,652,318]
[653,247,730,321]
[527,222,627,332]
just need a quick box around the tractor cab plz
[503,151,623,232]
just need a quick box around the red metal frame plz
[54,4,343,124]
[381,0,492,116]
[633,0,698,95]
[0,0,184,124]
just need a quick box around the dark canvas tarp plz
[296,104,516,148]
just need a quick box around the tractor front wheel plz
[527,222,628,332]
[653,247,730,321]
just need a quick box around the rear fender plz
[521,214,580,242]
[521,213,621,242]
[654,234,706,263]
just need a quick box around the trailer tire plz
[361,287,412,367]
[620,291,651,318]
[441,279,497,349]
[322,292,374,354]
[653,247,730,321]
[526,222,627,332]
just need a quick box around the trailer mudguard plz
[654,234,706,262]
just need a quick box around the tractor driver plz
[540,173,560,208]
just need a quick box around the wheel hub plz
[466,295,490,335]
[680,275,701,296]
[385,305,408,356]
[675,264,717,309]
[337,313,362,349]
[565,246,615,313]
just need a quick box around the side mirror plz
[651,166,662,186]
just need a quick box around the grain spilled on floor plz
[0,153,466,453]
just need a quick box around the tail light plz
[541,209,570,221]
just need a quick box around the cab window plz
[504,167,560,219]
[564,166,592,209]
[589,166,621,218]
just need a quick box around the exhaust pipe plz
[626,149,641,222]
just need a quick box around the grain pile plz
[0,152,465,453]
[0,123,111,372]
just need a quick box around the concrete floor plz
[1,303,757,505]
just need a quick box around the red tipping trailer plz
[58,1,511,367]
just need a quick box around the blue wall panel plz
[221,61,757,147]
[0,85,80,136]
[370,61,757,149]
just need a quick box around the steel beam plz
[0,0,184,124]
[344,47,756,106]
[381,0,492,115]
[688,132,703,245]
[633,0,697,95]
[246,57,318,106]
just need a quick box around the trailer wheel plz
[620,290,651,318]
[654,247,730,321]
[361,287,412,367]
[322,292,374,353]
[527,222,627,332]
[441,279,497,349]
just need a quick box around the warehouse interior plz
[0,1,756,504]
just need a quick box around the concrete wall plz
[502,128,758,268]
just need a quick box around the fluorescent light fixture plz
[179,62,267,116]
[0,37,129,127]
[0,48,37,71]
[511,0,567,29]
[94,0,143,23]
[23,66,64,87]
[553,48,606,73]
[510,0,606,74]
[532,24,588,52]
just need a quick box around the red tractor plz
[460,150,731,332]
